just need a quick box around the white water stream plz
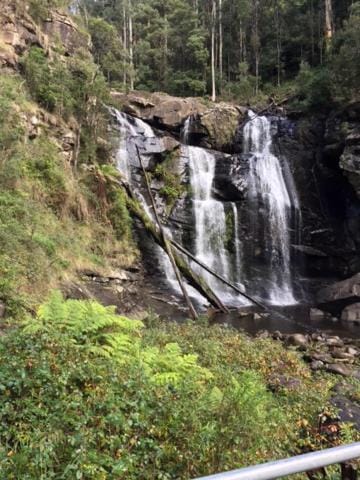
[243,111,298,304]
[113,108,299,308]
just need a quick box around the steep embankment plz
[0,2,139,318]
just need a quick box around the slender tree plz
[211,0,217,101]
[218,0,223,90]
[123,0,128,88]
[251,0,260,95]
[324,0,334,49]
[129,0,134,90]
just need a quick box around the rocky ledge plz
[111,90,246,152]
[0,1,89,69]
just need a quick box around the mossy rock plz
[199,103,246,152]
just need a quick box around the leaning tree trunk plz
[126,196,228,312]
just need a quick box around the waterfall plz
[188,146,244,304]
[113,109,155,182]
[232,202,242,282]
[181,116,193,144]
[243,110,298,305]
[112,109,182,292]
[113,107,299,308]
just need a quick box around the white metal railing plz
[193,442,360,480]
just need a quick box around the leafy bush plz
[0,293,341,479]
[330,2,360,102]
[21,46,108,123]
[154,150,185,214]
[89,18,125,85]
[21,47,72,113]
[108,188,133,241]
[28,0,72,22]
[295,62,333,111]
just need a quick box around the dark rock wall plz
[112,100,360,304]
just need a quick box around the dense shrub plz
[294,62,333,111]
[0,293,347,479]
[330,2,360,101]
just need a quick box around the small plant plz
[154,149,185,214]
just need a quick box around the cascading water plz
[112,108,299,308]
[113,109,155,182]
[243,110,298,304]
[187,146,245,304]
[112,109,180,290]
[231,202,242,282]
[181,115,193,144]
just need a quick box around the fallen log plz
[170,239,267,311]
[136,146,199,320]
[126,195,229,313]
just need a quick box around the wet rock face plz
[272,112,360,281]
[112,101,360,302]
[342,303,360,323]
[214,154,248,201]
[326,102,360,201]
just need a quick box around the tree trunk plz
[128,0,134,90]
[252,0,260,95]
[324,0,334,49]
[123,1,127,88]
[275,0,282,87]
[126,196,228,312]
[218,0,223,91]
[310,0,315,64]
[211,0,216,102]
[137,148,198,320]
[163,14,168,89]
[239,20,244,63]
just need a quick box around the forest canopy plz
[55,0,360,106]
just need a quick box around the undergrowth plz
[0,73,137,317]
[0,293,357,479]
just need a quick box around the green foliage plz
[0,76,26,151]
[0,73,135,317]
[154,149,185,214]
[330,2,360,101]
[88,17,125,85]
[28,0,71,21]
[0,293,339,479]
[108,188,133,241]
[21,47,73,114]
[225,207,235,252]
[80,0,357,103]
[295,62,333,110]
[22,46,108,122]
[222,62,259,103]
